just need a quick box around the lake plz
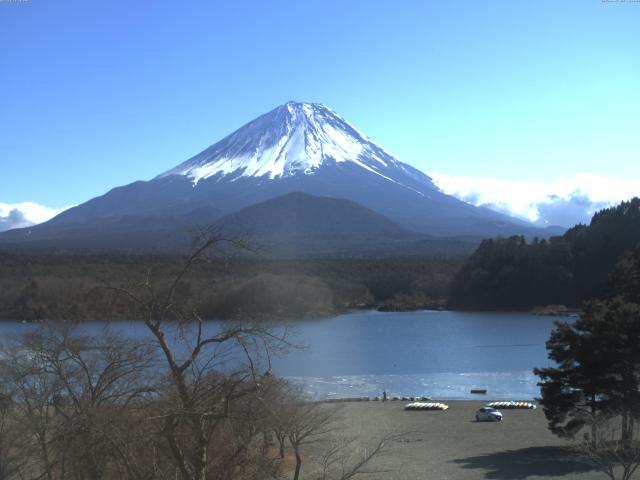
[272,310,563,400]
[0,310,566,400]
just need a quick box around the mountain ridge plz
[0,102,564,254]
[158,102,426,190]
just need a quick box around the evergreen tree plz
[535,299,640,443]
[610,246,640,304]
[450,198,640,309]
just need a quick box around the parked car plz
[475,406,503,422]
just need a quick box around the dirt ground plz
[306,400,612,480]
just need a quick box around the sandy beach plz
[313,400,606,480]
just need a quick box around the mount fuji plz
[0,102,560,254]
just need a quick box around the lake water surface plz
[0,310,566,400]
[272,310,562,400]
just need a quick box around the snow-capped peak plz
[159,102,419,185]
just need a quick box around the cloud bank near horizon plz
[2,172,639,234]
[0,202,72,232]
[429,173,640,228]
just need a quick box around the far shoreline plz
[0,305,581,323]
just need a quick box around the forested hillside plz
[0,253,458,321]
[449,198,640,309]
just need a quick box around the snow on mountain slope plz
[159,102,428,192]
[0,100,558,252]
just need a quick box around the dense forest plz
[4,198,639,320]
[0,252,459,321]
[450,198,640,309]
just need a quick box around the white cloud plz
[429,172,640,228]
[0,202,72,232]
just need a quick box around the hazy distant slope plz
[216,192,407,239]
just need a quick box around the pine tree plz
[535,299,640,443]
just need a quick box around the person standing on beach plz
[383,390,387,401]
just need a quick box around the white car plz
[475,406,503,422]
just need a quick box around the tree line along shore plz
[0,254,457,322]
[1,198,639,322]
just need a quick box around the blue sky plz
[1,0,639,226]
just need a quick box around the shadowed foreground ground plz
[313,401,608,480]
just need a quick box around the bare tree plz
[0,234,396,480]
[291,404,333,480]
[0,331,66,480]
[255,376,291,459]
[281,393,337,480]
[42,329,156,480]
[0,392,29,480]
[105,233,291,480]
[313,432,399,480]
[576,413,640,480]
[265,384,400,480]
[0,326,157,480]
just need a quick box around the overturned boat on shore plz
[404,402,449,411]
[486,401,536,409]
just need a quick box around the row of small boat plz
[487,401,536,409]
[396,396,432,402]
[404,402,449,411]
[372,396,433,402]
